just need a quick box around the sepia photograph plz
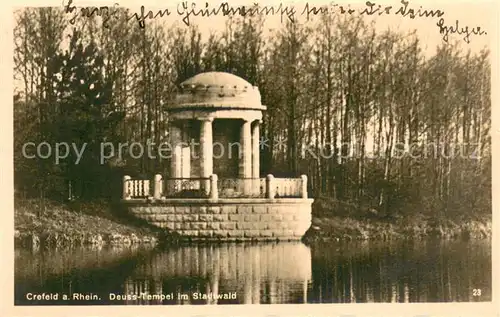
[9,0,496,311]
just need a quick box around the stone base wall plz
[125,199,313,241]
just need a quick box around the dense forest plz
[13,7,491,218]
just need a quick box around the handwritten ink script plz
[63,0,297,27]
[436,18,487,44]
[300,0,445,20]
[62,0,488,44]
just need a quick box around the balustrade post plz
[153,174,162,199]
[300,175,308,199]
[210,174,218,200]
[123,175,131,200]
[266,174,275,199]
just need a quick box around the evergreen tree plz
[52,28,121,199]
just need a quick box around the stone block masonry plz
[125,198,313,241]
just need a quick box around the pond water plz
[15,239,491,305]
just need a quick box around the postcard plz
[3,0,499,316]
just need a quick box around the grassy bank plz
[14,199,163,249]
[15,197,492,248]
[303,198,492,243]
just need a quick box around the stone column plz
[180,122,191,178]
[251,121,260,195]
[239,119,252,194]
[169,123,182,178]
[200,118,213,194]
[251,121,260,178]
[239,119,252,177]
[200,118,214,177]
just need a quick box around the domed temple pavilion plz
[122,72,313,241]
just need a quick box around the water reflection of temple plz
[121,243,311,304]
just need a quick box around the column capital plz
[246,118,262,124]
[198,117,214,122]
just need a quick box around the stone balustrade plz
[122,176,150,199]
[123,175,312,240]
[122,174,308,200]
[217,178,266,198]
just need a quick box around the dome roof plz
[170,72,265,111]
[180,72,253,90]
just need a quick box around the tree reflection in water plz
[308,239,491,303]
